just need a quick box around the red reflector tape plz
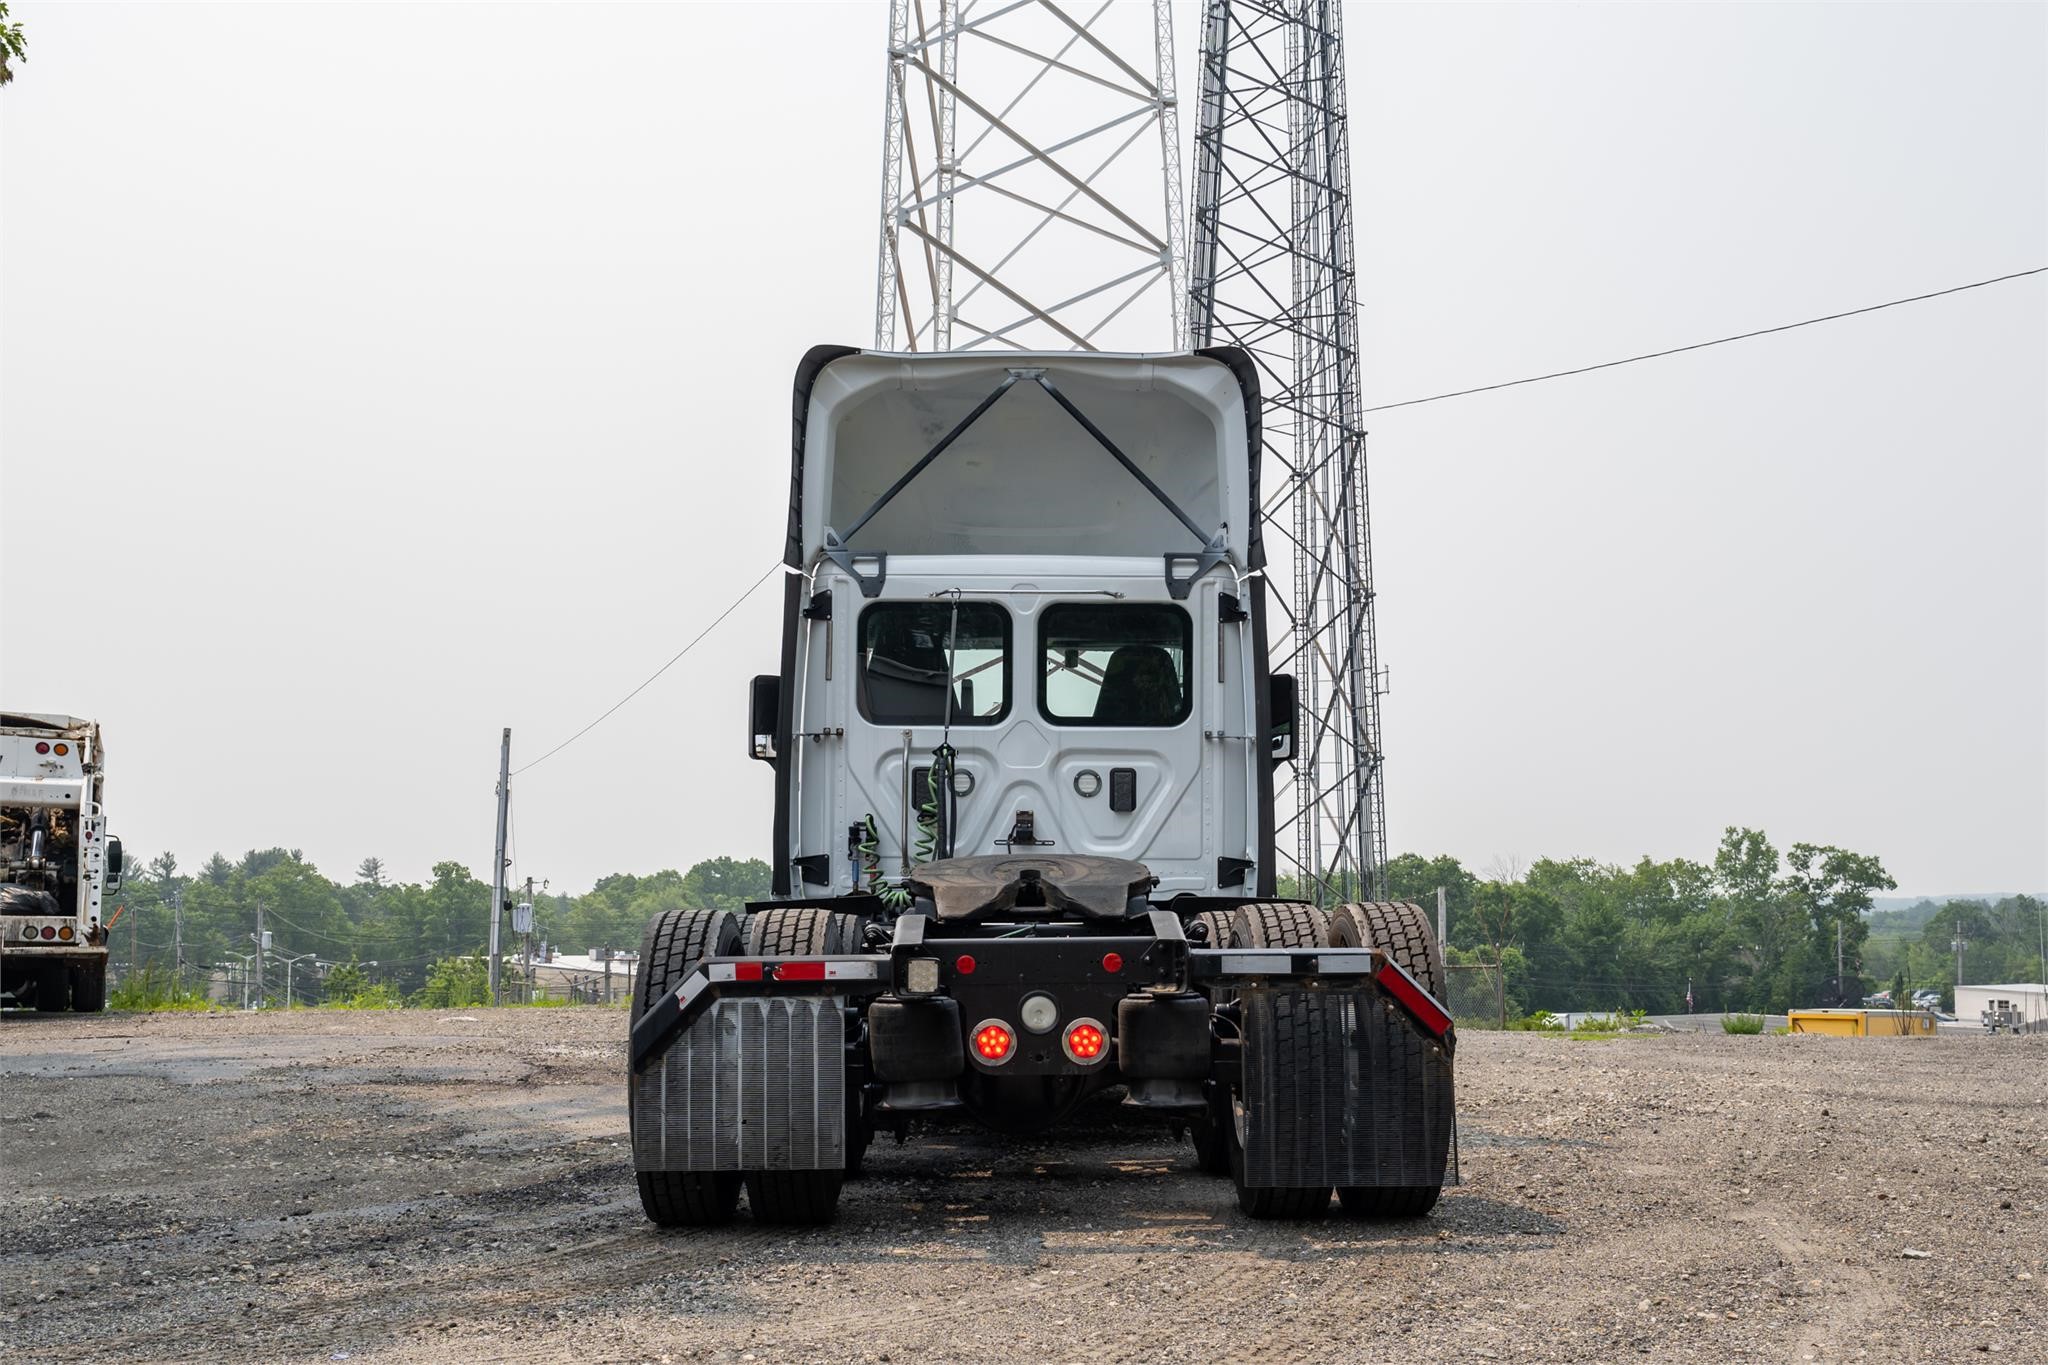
[733,961,765,982]
[1376,961,1453,1038]
[773,960,827,981]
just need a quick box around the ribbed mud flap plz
[1239,988,1454,1188]
[630,997,846,1173]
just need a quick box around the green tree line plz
[102,829,2036,1016]
[105,850,771,1004]
[1355,829,2036,1018]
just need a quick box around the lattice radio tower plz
[875,1,1185,352]
[873,0,1384,901]
[1188,1,1384,902]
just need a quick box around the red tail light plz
[971,1021,1015,1064]
[954,954,977,974]
[1063,1019,1107,1063]
[1100,952,1123,974]
[40,926,56,940]
[34,741,50,754]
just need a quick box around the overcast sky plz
[2,2,2042,899]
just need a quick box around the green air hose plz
[865,761,947,913]
[862,814,912,910]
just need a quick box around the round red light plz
[972,1022,1014,1062]
[34,742,50,754]
[955,954,977,975]
[40,926,57,940]
[1065,1022,1106,1061]
[1101,952,1123,974]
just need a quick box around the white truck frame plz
[1,713,122,1012]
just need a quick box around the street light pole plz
[275,950,317,1010]
[490,728,511,1006]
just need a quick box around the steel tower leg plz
[1190,0,1387,903]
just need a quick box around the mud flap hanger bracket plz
[822,368,1229,600]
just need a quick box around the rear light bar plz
[1191,948,1454,1039]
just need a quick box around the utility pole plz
[171,885,183,991]
[253,902,267,1006]
[490,727,510,1006]
[1843,916,1859,1002]
[1952,928,1968,997]
[603,945,613,1006]
[1436,886,1447,956]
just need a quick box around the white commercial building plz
[1954,983,2048,1031]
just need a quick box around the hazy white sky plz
[2,2,2042,898]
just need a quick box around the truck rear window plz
[857,602,1010,726]
[1040,603,1193,726]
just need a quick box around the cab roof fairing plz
[785,348,1265,581]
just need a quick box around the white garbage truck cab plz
[628,348,1454,1229]
[1,713,122,1012]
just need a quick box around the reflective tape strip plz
[1315,952,1375,974]
[1375,960,1453,1037]
[671,968,711,1009]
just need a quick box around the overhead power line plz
[1361,266,2047,415]
[512,561,784,776]
[503,268,2042,777]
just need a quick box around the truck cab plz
[757,347,1285,901]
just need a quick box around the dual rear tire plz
[1206,899,1448,1221]
[632,905,861,1229]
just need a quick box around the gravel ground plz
[0,1009,2040,1364]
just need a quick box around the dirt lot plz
[1,1010,2040,1364]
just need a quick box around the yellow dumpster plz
[1787,1009,1937,1036]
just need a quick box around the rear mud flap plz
[1239,987,1454,1189]
[630,997,845,1173]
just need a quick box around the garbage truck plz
[1,714,123,1011]
[628,347,1454,1225]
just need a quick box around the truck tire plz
[1186,908,1237,1174]
[632,908,745,1228]
[1223,901,1332,1219]
[1328,900,1445,999]
[1328,900,1448,1221]
[34,965,70,1013]
[1227,900,1331,950]
[742,906,861,1221]
[69,961,107,1013]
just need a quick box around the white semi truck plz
[627,348,1455,1225]
[0,713,122,1012]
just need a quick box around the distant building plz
[524,948,638,1005]
[1955,983,2048,1032]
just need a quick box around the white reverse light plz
[904,957,941,995]
[1019,992,1058,1033]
